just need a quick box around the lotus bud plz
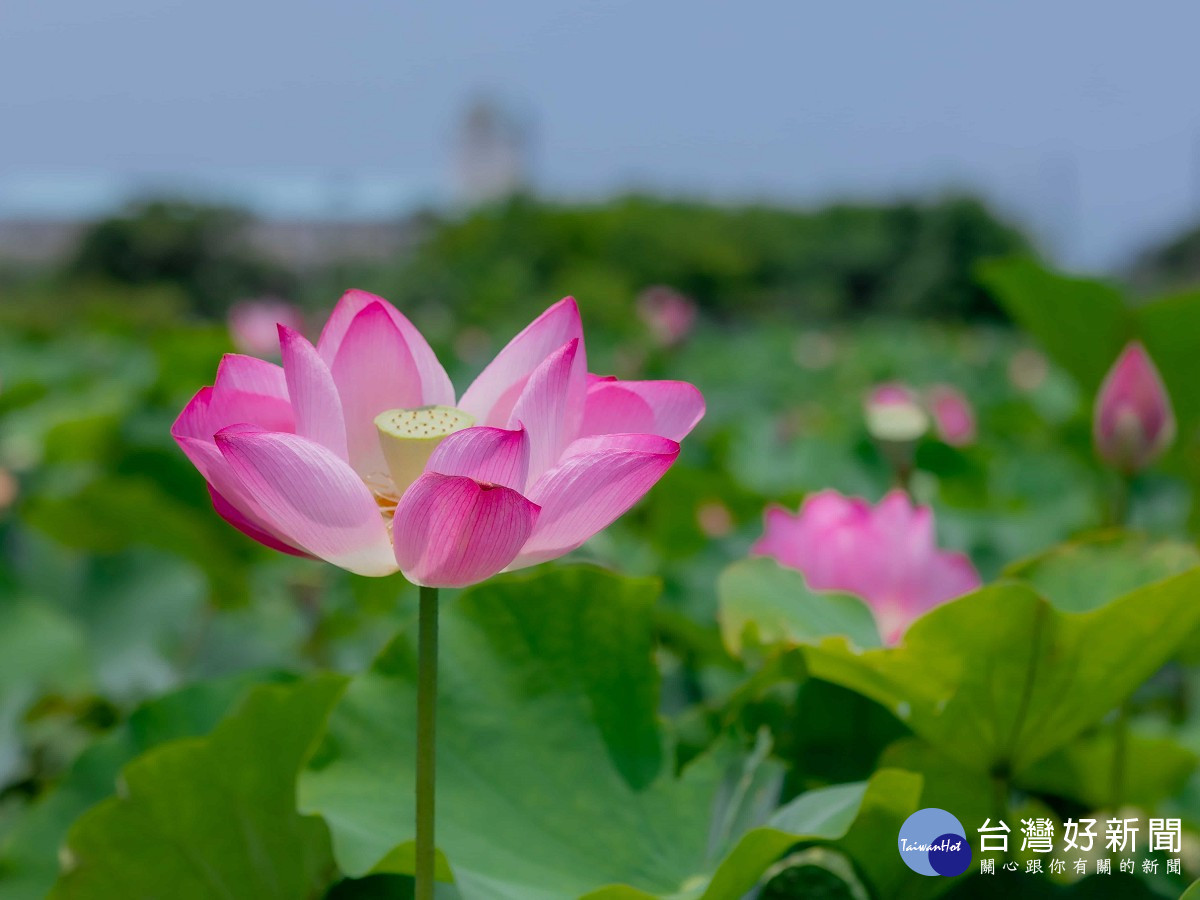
[636,285,697,348]
[1093,342,1175,473]
[864,386,926,446]
[864,383,929,444]
[865,383,928,486]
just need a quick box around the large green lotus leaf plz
[694,769,922,900]
[786,680,910,787]
[977,258,1130,393]
[0,670,290,899]
[874,736,995,897]
[1005,531,1200,613]
[947,873,1163,898]
[322,874,441,898]
[717,558,880,656]
[881,726,1195,841]
[802,571,1200,776]
[299,566,921,899]
[877,737,995,839]
[1132,290,1200,535]
[49,675,344,899]
[1021,729,1195,811]
[1134,289,1200,435]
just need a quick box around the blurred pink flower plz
[175,291,704,587]
[637,286,697,347]
[868,382,916,406]
[751,490,980,644]
[228,299,307,356]
[865,381,977,448]
[926,384,976,447]
[1094,341,1175,473]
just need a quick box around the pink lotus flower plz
[926,384,976,447]
[751,490,980,644]
[636,286,697,347]
[174,291,704,587]
[228,299,307,357]
[1094,341,1175,473]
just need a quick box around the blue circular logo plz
[897,808,972,877]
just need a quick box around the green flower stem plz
[991,773,1011,865]
[1110,699,1129,813]
[416,585,439,900]
[1107,473,1132,813]
[1106,472,1132,527]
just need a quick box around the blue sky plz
[3,1,1199,269]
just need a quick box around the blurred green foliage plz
[68,200,294,317]
[4,193,1032,336]
[1130,220,1200,298]
[363,193,1033,332]
[3,198,1200,898]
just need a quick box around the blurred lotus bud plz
[925,384,976,447]
[864,383,927,484]
[636,285,697,347]
[864,382,928,443]
[228,299,306,357]
[1093,341,1175,473]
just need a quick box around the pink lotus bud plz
[926,384,976,447]
[751,490,980,644]
[864,382,928,444]
[636,286,697,347]
[174,291,705,586]
[1093,341,1175,473]
[228,299,307,357]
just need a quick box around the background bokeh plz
[6,3,1200,898]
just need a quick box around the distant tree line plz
[378,194,1033,330]
[69,201,294,318]
[1129,221,1200,298]
[50,193,1046,328]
